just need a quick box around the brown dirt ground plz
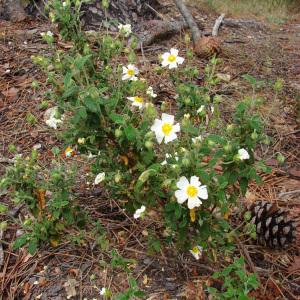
[0,2,300,300]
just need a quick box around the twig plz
[0,228,4,267]
[172,0,201,42]
[212,13,225,37]
[235,236,261,284]
[278,189,300,198]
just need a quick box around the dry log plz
[135,20,187,48]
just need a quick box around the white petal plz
[168,62,178,69]
[161,52,170,60]
[122,66,128,73]
[164,132,177,143]
[161,113,174,124]
[176,176,189,190]
[176,56,184,64]
[175,190,188,204]
[190,176,201,187]
[170,48,179,56]
[172,123,180,133]
[127,64,134,70]
[122,74,130,80]
[155,132,164,144]
[161,60,169,67]
[197,185,208,199]
[151,119,163,132]
[187,197,202,209]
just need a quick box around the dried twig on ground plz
[212,13,225,37]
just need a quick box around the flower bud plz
[114,173,122,183]
[223,143,232,153]
[115,128,123,138]
[277,153,285,164]
[145,141,153,150]
[183,97,191,105]
[251,130,258,140]
[182,158,190,167]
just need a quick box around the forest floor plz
[0,1,300,299]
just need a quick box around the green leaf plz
[13,234,29,250]
[124,125,138,141]
[28,238,38,255]
[74,54,92,70]
[240,177,248,195]
[84,97,100,113]
[109,113,126,125]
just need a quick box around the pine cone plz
[194,37,221,58]
[248,200,296,248]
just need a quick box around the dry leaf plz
[2,87,19,99]
[63,278,78,299]
[288,256,300,273]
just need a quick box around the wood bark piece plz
[135,19,187,48]
[172,0,201,42]
[212,13,225,37]
[0,0,26,21]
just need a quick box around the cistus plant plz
[0,150,85,254]
[207,257,259,299]
[32,1,270,257]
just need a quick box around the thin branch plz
[212,13,225,37]
[172,0,201,42]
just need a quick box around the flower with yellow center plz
[122,64,138,81]
[127,96,144,109]
[151,113,180,144]
[175,176,208,209]
[189,245,203,260]
[65,146,74,158]
[161,48,184,69]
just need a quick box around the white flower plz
[127,96,144,109]
[62,1,67,7]
[100,287,108,296]
[192,135,202,144]
[122,64,138,81]
[94,172,105,184]
[47,31,53,37]
[197,105,205,114]
[175,176,208,209]
[45,108,63,129]
[146,86,157,98]
[134,205,146,219]
[184,113,190,119]
[118,24,132,37]
[189,245,203,260]
[237,148,250,160]
[161,48,184,69]
[151,113,180,144]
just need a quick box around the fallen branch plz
[135,20,187,49]
[212,13,225,37]
[172,0,221,58]
[172,0,201,42]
